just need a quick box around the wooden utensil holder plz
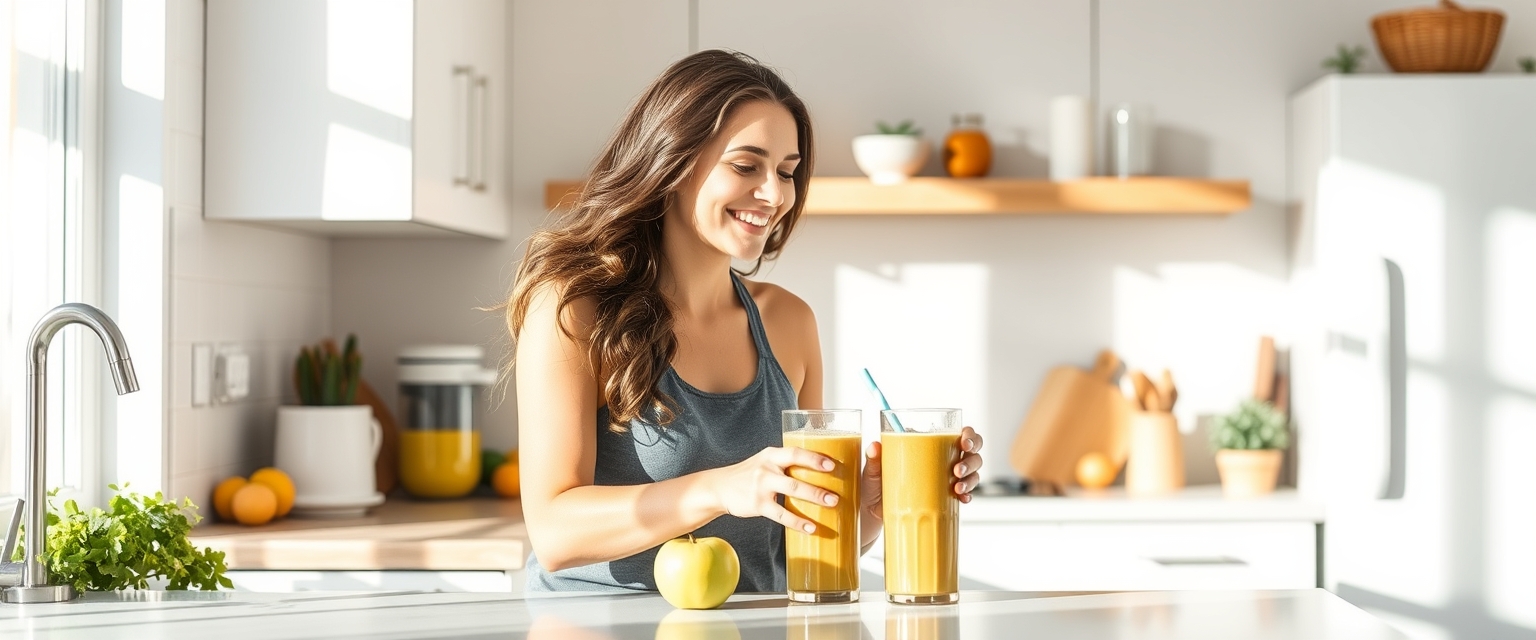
[1126,411,1184,495]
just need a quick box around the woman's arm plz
[517,286,837,572]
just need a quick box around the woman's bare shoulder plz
[743,279,816,328]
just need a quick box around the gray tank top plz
[525,273,796,593]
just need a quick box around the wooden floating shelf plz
[545,177,1251,216]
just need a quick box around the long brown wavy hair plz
[505,50,815,432]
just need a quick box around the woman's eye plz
[731,164,756,175]
[778,171,794,182]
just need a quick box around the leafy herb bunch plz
[12,484,231,592]
[1209,399,1290,451]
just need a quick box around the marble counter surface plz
[964,487,1325,523]
[0,588,1404,639]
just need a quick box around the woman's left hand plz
[953,426,984,504]
[859,426,987,518]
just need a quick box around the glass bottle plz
[943,113,992,178]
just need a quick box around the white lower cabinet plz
[954,522,1317,591]
[227,570,526,594]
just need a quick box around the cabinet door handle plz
[470,74,488,192]
[1146,556,1249,567]
[452,65,473,186]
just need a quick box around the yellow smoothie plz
[880,430,961,603]
[783,431,862,601]
[400,430,481,498]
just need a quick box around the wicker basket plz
[1372,0,1505,72]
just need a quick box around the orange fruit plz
[212,476,248,522]
[1075,452,1118,489]
[249,467,296,518]
[492,460,520,498]
[231,482,278,526]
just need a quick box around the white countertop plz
[964,486,1325,523]
[0,589,1403,639]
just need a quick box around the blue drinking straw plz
[861,368,905,432]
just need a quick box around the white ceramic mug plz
[274,405,381,503]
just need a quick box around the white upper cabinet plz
[206,0,508,238]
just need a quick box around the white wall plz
[333,0,1536,480]
[162,0,332,507]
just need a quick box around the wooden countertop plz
[189,497,528,571]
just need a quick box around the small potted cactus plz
[852,120,930,185]
[1210,399,1290,497]
[273,334,382,513]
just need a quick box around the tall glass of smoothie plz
[880,408,962,605]
[782,409,863,603]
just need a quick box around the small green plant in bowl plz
[874,120,922,136]
[1323,44,1369,74]
[1210,399,1289,497]
[1520,56,1535,74]
[854,119,930,184]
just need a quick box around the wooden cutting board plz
[1009,350,1132,489]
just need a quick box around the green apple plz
[653,534,739,609]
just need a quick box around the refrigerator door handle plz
[1380,257,1407,500]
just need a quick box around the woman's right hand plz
[709,447,840,534]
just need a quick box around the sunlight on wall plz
[5,129,55,494]
[1486,395,1536,630]
[120,0,163,100]
[1486,208,1536,394]
[116,174,162,492]
[13,0,59,58]
[1111,263,1288,432]
[833,264,988,440]
[321,123,411,220]
[1315,159,1445,362]
[326,0,413,119]
[1329,370,1451,606]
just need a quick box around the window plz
[2,0,102,504]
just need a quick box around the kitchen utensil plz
[1008,350,1131,490]
[1119,374,1143,411]
[1156,369,1178,412]
[1125,410,1184,495]
[357,379,400,494]
[1254,336,1277,402]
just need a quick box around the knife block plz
[1126,411,1184,495]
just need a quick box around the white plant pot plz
[852,134,930,185]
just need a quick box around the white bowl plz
[852,134,930,185]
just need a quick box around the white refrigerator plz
[1290,75,1536,640]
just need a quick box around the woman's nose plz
[755,175,785,210]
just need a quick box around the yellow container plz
[397,345,497,499]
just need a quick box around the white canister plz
[274,404,384,517]
[1049,96,1094,181]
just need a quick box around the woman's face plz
[672,100,801,263]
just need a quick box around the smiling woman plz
[499,50,985,596]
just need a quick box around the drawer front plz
[954,522,1316,591]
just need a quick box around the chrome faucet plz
[0,303,138,603]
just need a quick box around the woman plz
[506,50,985,593]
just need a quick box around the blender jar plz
[397,345,497,498]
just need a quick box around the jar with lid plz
[943,113,992,178]
[397,345,498,498]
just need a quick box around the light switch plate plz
[214,346,252,403]
[192,344,212,406]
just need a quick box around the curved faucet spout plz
[5,303,138,603]
[28,303,138,395]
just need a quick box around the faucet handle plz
[2,498,22,563]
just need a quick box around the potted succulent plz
[852,120,929,185]
[274,335,384,515]
[1210,399,1290,497]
